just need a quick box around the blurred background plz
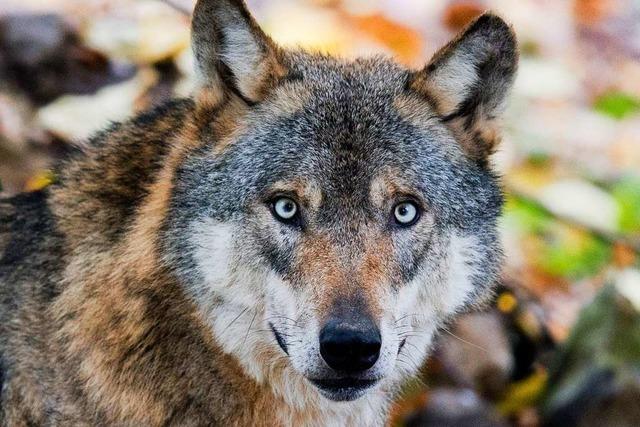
[0,0,639,425]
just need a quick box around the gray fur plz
[0,1,517,423]
[165,53,503,292]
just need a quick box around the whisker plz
[397,353,423,373]
[241,309,258,348]
[221,307,249,334]
[403,340,421,352]
[441,327,489,354]
[394,313,424,324]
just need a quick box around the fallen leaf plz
[348,13,423,65]
[443,2,484,32]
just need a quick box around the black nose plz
[319,319,381,372]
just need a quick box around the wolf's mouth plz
[309,378,378,401]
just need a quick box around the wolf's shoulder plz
[0,191,54,265]
[51,97,197,247]
[0,190,61,329]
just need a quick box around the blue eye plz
[393,202,419,226]
[273,197,298,221]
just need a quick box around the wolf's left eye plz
[272,197,299,222]
[393,202,419,226]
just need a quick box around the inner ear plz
[191,0,287,103]
[410,13,518,163]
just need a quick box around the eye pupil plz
[393,202,419,226]
[273,197,299,222]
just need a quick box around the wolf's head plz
[163,0,517,403]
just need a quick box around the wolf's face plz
[163,0,517,403]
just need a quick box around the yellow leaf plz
[24,171,55,192]
[497,368,548,415]
[497,292,518,313]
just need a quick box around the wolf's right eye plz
[393,201,420,226]
[272,197,299,222]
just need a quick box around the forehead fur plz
[169,53,502,234]
[284,52,408,94]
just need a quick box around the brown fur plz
[0,95,352,426]
[1,2,517,424]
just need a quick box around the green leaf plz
[503,196,552,234]
[504,196,612,279]
[539,227,612,279]
[612,176,640,235]
[594,92,640,120]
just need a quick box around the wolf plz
[0,0,517,425]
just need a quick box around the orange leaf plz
[349,14,423,66]
[443,2,484,32]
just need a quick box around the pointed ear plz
[191,0,287,103]
[411,13,518,163]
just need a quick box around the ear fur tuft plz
[191,0,287,103]
[411,13,518,163]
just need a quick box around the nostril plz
[319,321,381,373]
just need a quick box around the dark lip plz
[309,378,379,401]
[269,323,289,355]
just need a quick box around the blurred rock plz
[538,179,619,235]
[36,69,158,142]
[543,285,640,427]
[1,14,65,66]
[174,48,196,97]
[0,87,53,196]
[140,60,182,108]
[405,388,507,427]
[514,58,581,101]
[82,0,190,64]
[0,13,136,104]
[0,147,52,197]
[615,268,640,311]
[0,89,35,154]
[576,0,640,58]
